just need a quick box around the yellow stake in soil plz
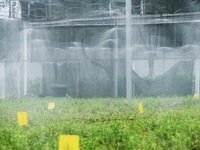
[48,103,55,110]
[194,93,199,100]
[17,112,28,126]
[59,135,80,150]
[139,102,144,114]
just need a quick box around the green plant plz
[0,97,200,149]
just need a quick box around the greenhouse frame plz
[0,0,200,99]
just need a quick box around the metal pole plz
[28,1,30,19]
[140,0,144,15]
[9,0,12,18]
[113,25,118,98]
[3,21,6,98]
[23,29,28,96]
[19,26,28,97]
[48,0,52,20]
[2,63,5,98]
[17,61,20,98]
[76,63,80,97]
[195,59,200,95]
[126,0,132,100]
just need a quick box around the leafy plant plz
[0,97,200,149]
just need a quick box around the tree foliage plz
[145,0,200,14]
[20,0,200,21]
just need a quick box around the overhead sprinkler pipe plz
[126,0,132,100]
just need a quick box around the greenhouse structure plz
[0,0,200,99]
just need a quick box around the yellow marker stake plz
[17,112,28,126]
[139,102,144,114]
[48,103,55,110]
[59,135,80,150]
[194,93,199,100]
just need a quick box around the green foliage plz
[0,97,200,149]
[145,0,200,14]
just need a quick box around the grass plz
[0,97,200,149]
